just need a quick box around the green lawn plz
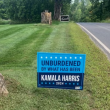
[0,22,110,110]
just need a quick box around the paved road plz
[78,23,110,60]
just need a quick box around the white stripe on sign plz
[77,23,110,54]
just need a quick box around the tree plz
[70,0,91,22]
[0,0,7,19]
[53,0,71,20]
[3,0,71,22]
[89,0,110,21]
[4,0,54,23]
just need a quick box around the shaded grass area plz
[101,18,110,23]
[0,22,110,110]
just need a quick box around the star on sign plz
[75,57,77,59]
[45,57,48,59]
[70,57,72,59]
[60,57,62,59]
[50,57,52,59]
[65,57,67,59]
[41,56,43,59]
[80,57,82,59]
[55,57,57,59]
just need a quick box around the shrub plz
[0,19,10,25]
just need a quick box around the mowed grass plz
[0,22,110,110]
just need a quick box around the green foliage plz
[89,0,110,21]
[62,0,71,14]
[70,0,92,22]
[0,18,10,24]
[0,0,8,19]
[4,0,54,23]
[1,0,71,23]
[70,0,110,22]
[62,1,71,15]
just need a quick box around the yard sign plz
[37,52,86,90]
[60,15,69,21]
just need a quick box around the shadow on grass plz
[5,77,27,94]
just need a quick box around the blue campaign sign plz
[37,52,86,90]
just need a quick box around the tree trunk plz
[54,0,62,20]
